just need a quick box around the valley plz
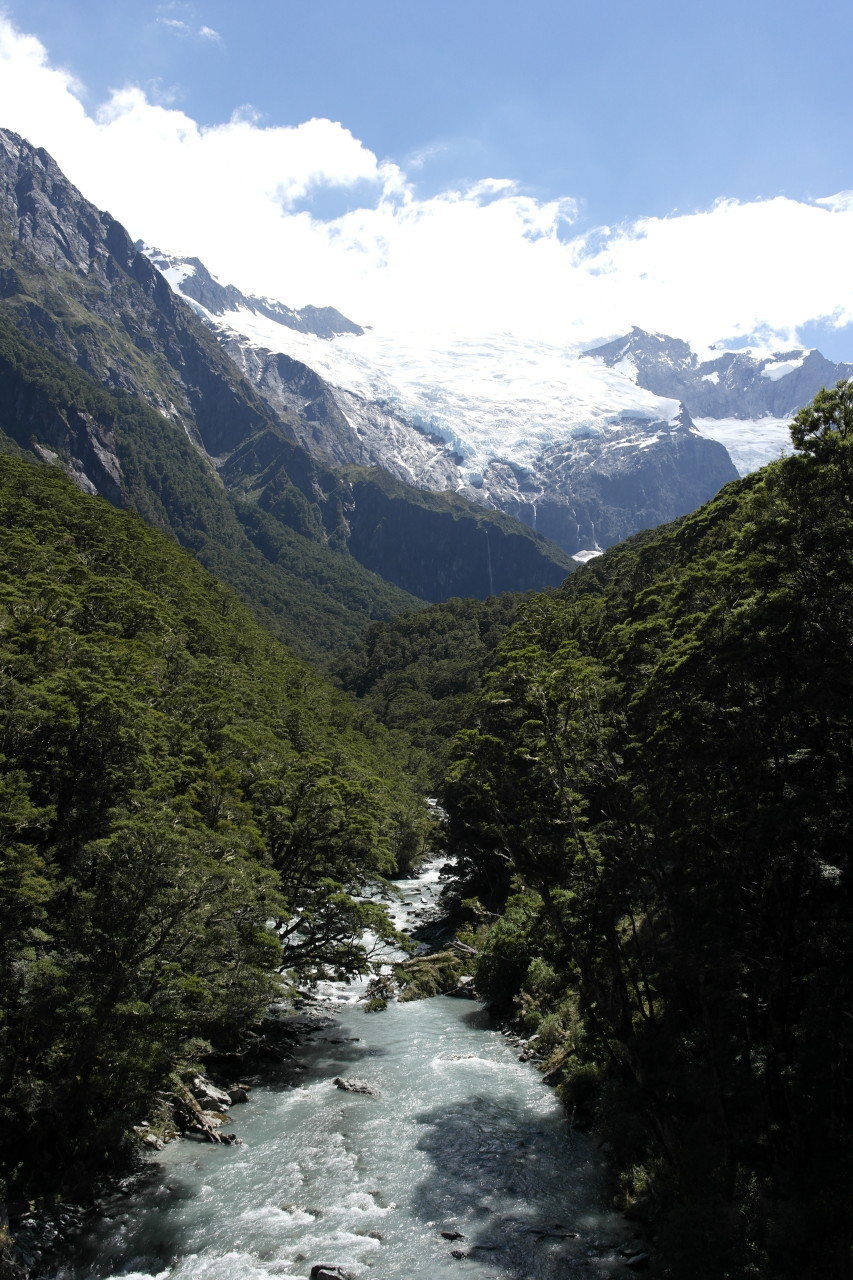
[0,124,850,1280]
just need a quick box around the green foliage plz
[336,594,522,787]
[442,387,853,1278]
[0,309,423,662]
[790,377,853,455]
[394,950,470,1001]
[474,890,545,1011]
[0,453,428,1197]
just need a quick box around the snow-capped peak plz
[146,250,852,489]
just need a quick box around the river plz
[51,862,628,1280]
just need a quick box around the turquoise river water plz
[51,862,629,1280]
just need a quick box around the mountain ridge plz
[145,247,853,559]
[142,245,365,340]
[0,127,573,650]
[585,324,853,420]
[143,253,757,556]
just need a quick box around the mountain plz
[149,250,850,560]
[586,325,853,421]
[147,255,749,558]
[586,326,853,474]
[142,246,364,339]
[0,129,573,653]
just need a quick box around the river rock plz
[309,1267,349,1279]
[623,1252,651,1270]
[172,1087,232,1142]
[190,1075,232,1110]
[227,1085,250,1104]
[448,975,478,999]
[333,1077,381,1098]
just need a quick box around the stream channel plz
[51,860,629,1280]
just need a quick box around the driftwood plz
[450,939,479,956]
[169,1086,235,1144]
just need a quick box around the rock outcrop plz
[333,1077,381,1098]
[586,326,853,421]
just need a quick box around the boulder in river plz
[172,1086,231,1142]
[447,975,478,999]
[333,1077,381,1098]
[309,1267,350,1279]
[190,1075,232,1110]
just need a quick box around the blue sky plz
[14,0,853,224]
[2,1,853,355]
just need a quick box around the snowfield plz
[204,307,704,479]
[691,417,792,475]
[153,250,801,481]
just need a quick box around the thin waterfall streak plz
[485,528,495,596]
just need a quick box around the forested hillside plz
[336,593,522,789]
[0,454,430,1201]
[441,384,853,1278]
[0,307,425,662]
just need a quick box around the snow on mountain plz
[144,250,844,557]
[691,417,793,475]
[207,306,685,482]
[144,250,817,483]
[207,299,737,558]
[586,326,853,469]
[141,246,363,341]
[759,353,807,381]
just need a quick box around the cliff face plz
[0,130,301,461]
[0,356,123,503]
[479,409,738,553]
[339,469,574,600]
[0,128,574,618]
[220,337,372,468]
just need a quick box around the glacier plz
[146,248,810,483]
[144,249,840,558]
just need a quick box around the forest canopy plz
[0,454,430,1198]
[439,382,853,1279]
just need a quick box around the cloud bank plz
[0,14,852,349]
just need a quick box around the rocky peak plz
[587,324,853,421]
[585,326,696,375]
[140,245,363,339]
[0,128,114,275]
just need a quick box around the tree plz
[790,378,853,455]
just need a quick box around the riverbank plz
[16,862,642,1280]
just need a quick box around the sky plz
[1,1,853,356]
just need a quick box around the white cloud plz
[158,18,191,35]
[157,15,224,44]
[0,14,852,350]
